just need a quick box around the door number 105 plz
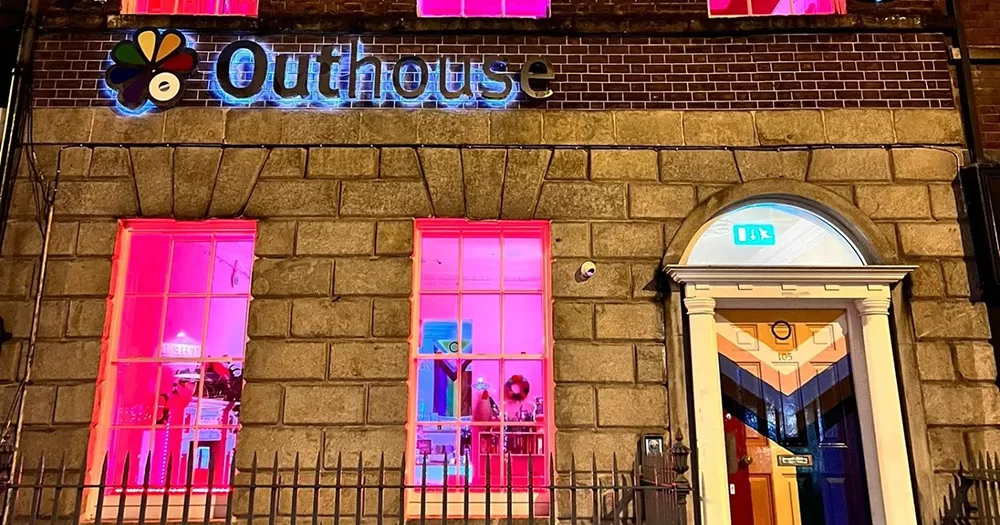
[777,352,793,361]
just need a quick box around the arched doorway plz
[666,198,918,525]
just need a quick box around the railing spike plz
[311,449,322,525]
[377,452,386,525]
[290,453,301,525]
[27,447,695,525]
[268,451,279,525]
[159,453,173,525]
[136,453,151,525]
[51,453,68,525]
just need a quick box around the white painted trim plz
[666,265,918,525]
[665,265,916,285]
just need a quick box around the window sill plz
[405,490,550,519]
[85,493,228,522]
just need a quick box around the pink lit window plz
[407,220,553,517]
[418,0,548,18]
[87,220,256,519]
[123,0,256,17]
[708,0,845,16]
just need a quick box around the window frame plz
[405,219,555,518]
[707,0,846,17]
[120,0,258,17]
[416,0,550,18]
[85,218,257,521]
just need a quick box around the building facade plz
[0,1,995,524]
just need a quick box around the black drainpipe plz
[0,0,41,252]
[946,0,984,164]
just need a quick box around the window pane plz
[169,238,212,294]
[212,240,255,295]
[464,0,503,18]
[751,0,788,14]
[504,0,548,17]
[158,361,203,426]
[205,297,249,360]
[468,359,502,430]
[421,236,460,290]
[162,298,207,358]
[462,294,501,356]
[504,429,546,488]
[500,360,544,425]
[503,294,545,356]
[111,362,161,426]
[414,424,460,486]
[462,236,501,290]
[418,0,548,17]
[188,426,237,486]
[418,298,462,356]
[466,423,503,487]
[415,359,467,423]
[202,361,244,408]
[124,1,256,19]
[502,236,543,291]
[709,0,749,15]
[105,427,153,487]
[149,426,198,488]
[418,0,462,16]
[793,0,837,14]
[188,410,238,485]
[125,234,170,295]
[117,297,164,359]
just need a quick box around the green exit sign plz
[733,224,776,246]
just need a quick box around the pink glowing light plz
[708,0,845,16]
[406,219,553,515]
[418,0,548,18]
[125,0,256,17]
[86,219,257,505]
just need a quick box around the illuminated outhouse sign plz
[105,28,556,113]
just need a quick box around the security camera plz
[579,261,597,280]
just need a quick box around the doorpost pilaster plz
[856,297,918,525]
[683,296,732,525]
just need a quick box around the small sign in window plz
[733,224,776,246]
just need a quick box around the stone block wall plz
[0,105,991,519]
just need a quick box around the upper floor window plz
[87,219,256,520]
[407,219,553,517]
[122,0,257,16]
[708,0,845,16]
[418,0,549,17]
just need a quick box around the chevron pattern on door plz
[716,309,872,525]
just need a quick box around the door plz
[716,309,871,525]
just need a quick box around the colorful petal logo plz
[106,28,198,110]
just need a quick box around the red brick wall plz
[39,0,946,29]
[32,32,954,110]
[961,0,1000,47]
[961,0,1000,157]
[974,65,1000,157]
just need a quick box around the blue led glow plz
[197,38,520,113]
[109,35,524,115]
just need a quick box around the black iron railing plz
[0,436,691,525]
[941,453,1000,524]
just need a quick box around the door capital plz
[683,297,717,315]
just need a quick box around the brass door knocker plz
[770,320,792,341]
